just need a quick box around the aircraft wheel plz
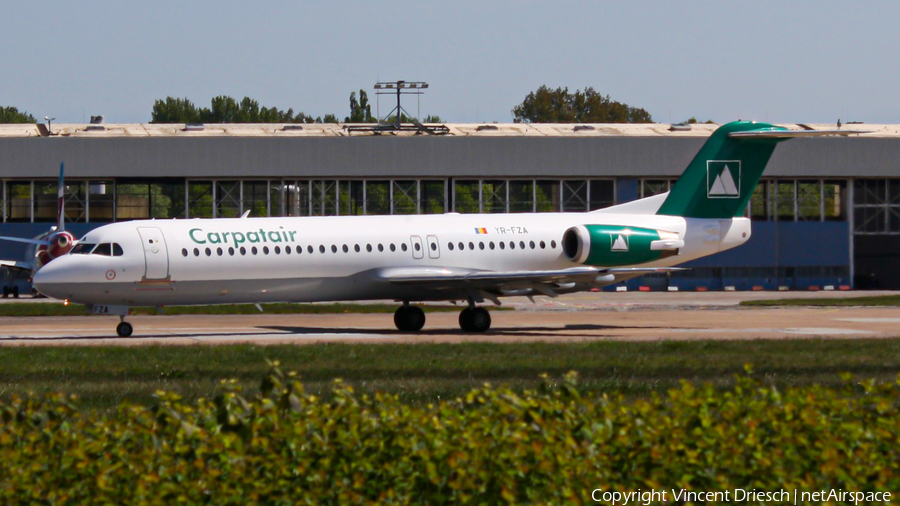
[1,286,8,298]
[459,307,491,332]
[116,322,134,338]
[11,286,19,299]
[394,305,426,332]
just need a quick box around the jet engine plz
[562,225,683,267]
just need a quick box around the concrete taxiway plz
[0,292,898,346]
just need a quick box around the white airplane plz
[0,163,77,297]
[33,121,867,337]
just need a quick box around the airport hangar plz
[0,121,898,293]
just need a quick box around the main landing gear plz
[394,303,426,332]
[392,302,492,333]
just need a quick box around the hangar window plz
[392,181,418,214]
[365,181,390,215]
[5,182,32,222]
[589,180,616,210]
[536,180,560,212]
[453,180,480,213]
[421,181,445,214]
[215,181,241,218]
[35,181,86,224]
[509,180,533,212]
[640,179,674,198]
[562,180,588,212]
[117,181,186,220]
[483,180,508,213]
[188,181,213,218]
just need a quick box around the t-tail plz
[656,121,869,219]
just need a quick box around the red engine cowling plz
[36,231,76,268]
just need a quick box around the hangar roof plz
[0,122,898,138]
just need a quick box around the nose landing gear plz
[116,316,134,338]
[394,303,426,332]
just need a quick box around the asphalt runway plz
[1,292,898,346]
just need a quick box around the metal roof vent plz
[183,124,205,132]
[476,125,498,131]
[573,125,595,132]
[90,115,105,124]
[85,125,106,131]
[282,125,304,131]
[669,123,692,132]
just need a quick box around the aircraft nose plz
[32,257,74,298]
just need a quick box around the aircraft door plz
[426,235,440,259]
[137,227,170,280]
[410,236,424,259]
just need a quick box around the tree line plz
[3,86,686,125]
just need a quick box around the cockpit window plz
[71,243,96,254]
[112,243,124,256]
[93,244,113,256]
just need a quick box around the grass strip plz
[0,302,501,317]
[741,295,900,307]
[3,338,900,411]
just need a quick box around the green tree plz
[0,106,37,123]
[423,115,443,123]
[345,90,376,122]
[512,86,652,123]
[682,117,716,124]
[151,96,323,123]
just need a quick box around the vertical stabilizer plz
[56,162,65,232]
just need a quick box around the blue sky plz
[2,1,898,124]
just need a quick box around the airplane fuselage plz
[34,212,749,307]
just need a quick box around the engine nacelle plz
[562,225,683,267]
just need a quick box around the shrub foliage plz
[0,365,897,504]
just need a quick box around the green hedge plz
[1,365,897,505]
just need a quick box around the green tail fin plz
[657,121,789,219]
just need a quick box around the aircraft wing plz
[0,259,34,272]
[376,266,684,300]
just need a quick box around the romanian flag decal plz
[474,227,488,234]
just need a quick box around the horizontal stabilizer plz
[0,259,35,272]
[729,129,871,138]
[0,235,51,246]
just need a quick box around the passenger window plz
[263,246,270,255]
[401,243,408,252]
[489,242,495,250]
[319,245,325,253]
[93,244,112,256]
[469,242,475,250]
[252,247,258,255]
[509,241,515,249]
[285,246,291,254]
[479,242,484,250]
[71,243,95,254]
[459,242,465,250]
[182,248,188,257]
[540,241,546,249]
[448,242,454,251]
[551,240,557,249]
[499,242,505,250]
[390,244,396,252]
[342,245,348,253]
[366,244,372,252]
[378,244,384,252]
[194,248,201,257]
[413,243,420,252]
[205,248,212,256]
[354,244,360,253]
[275,246,281,254]
[217,247,223,256]
[529,241,535,249]
[113,244,124,256]
[229,247,235,256]
[240,247,247,255]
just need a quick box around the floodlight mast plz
[374,80,428,129]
